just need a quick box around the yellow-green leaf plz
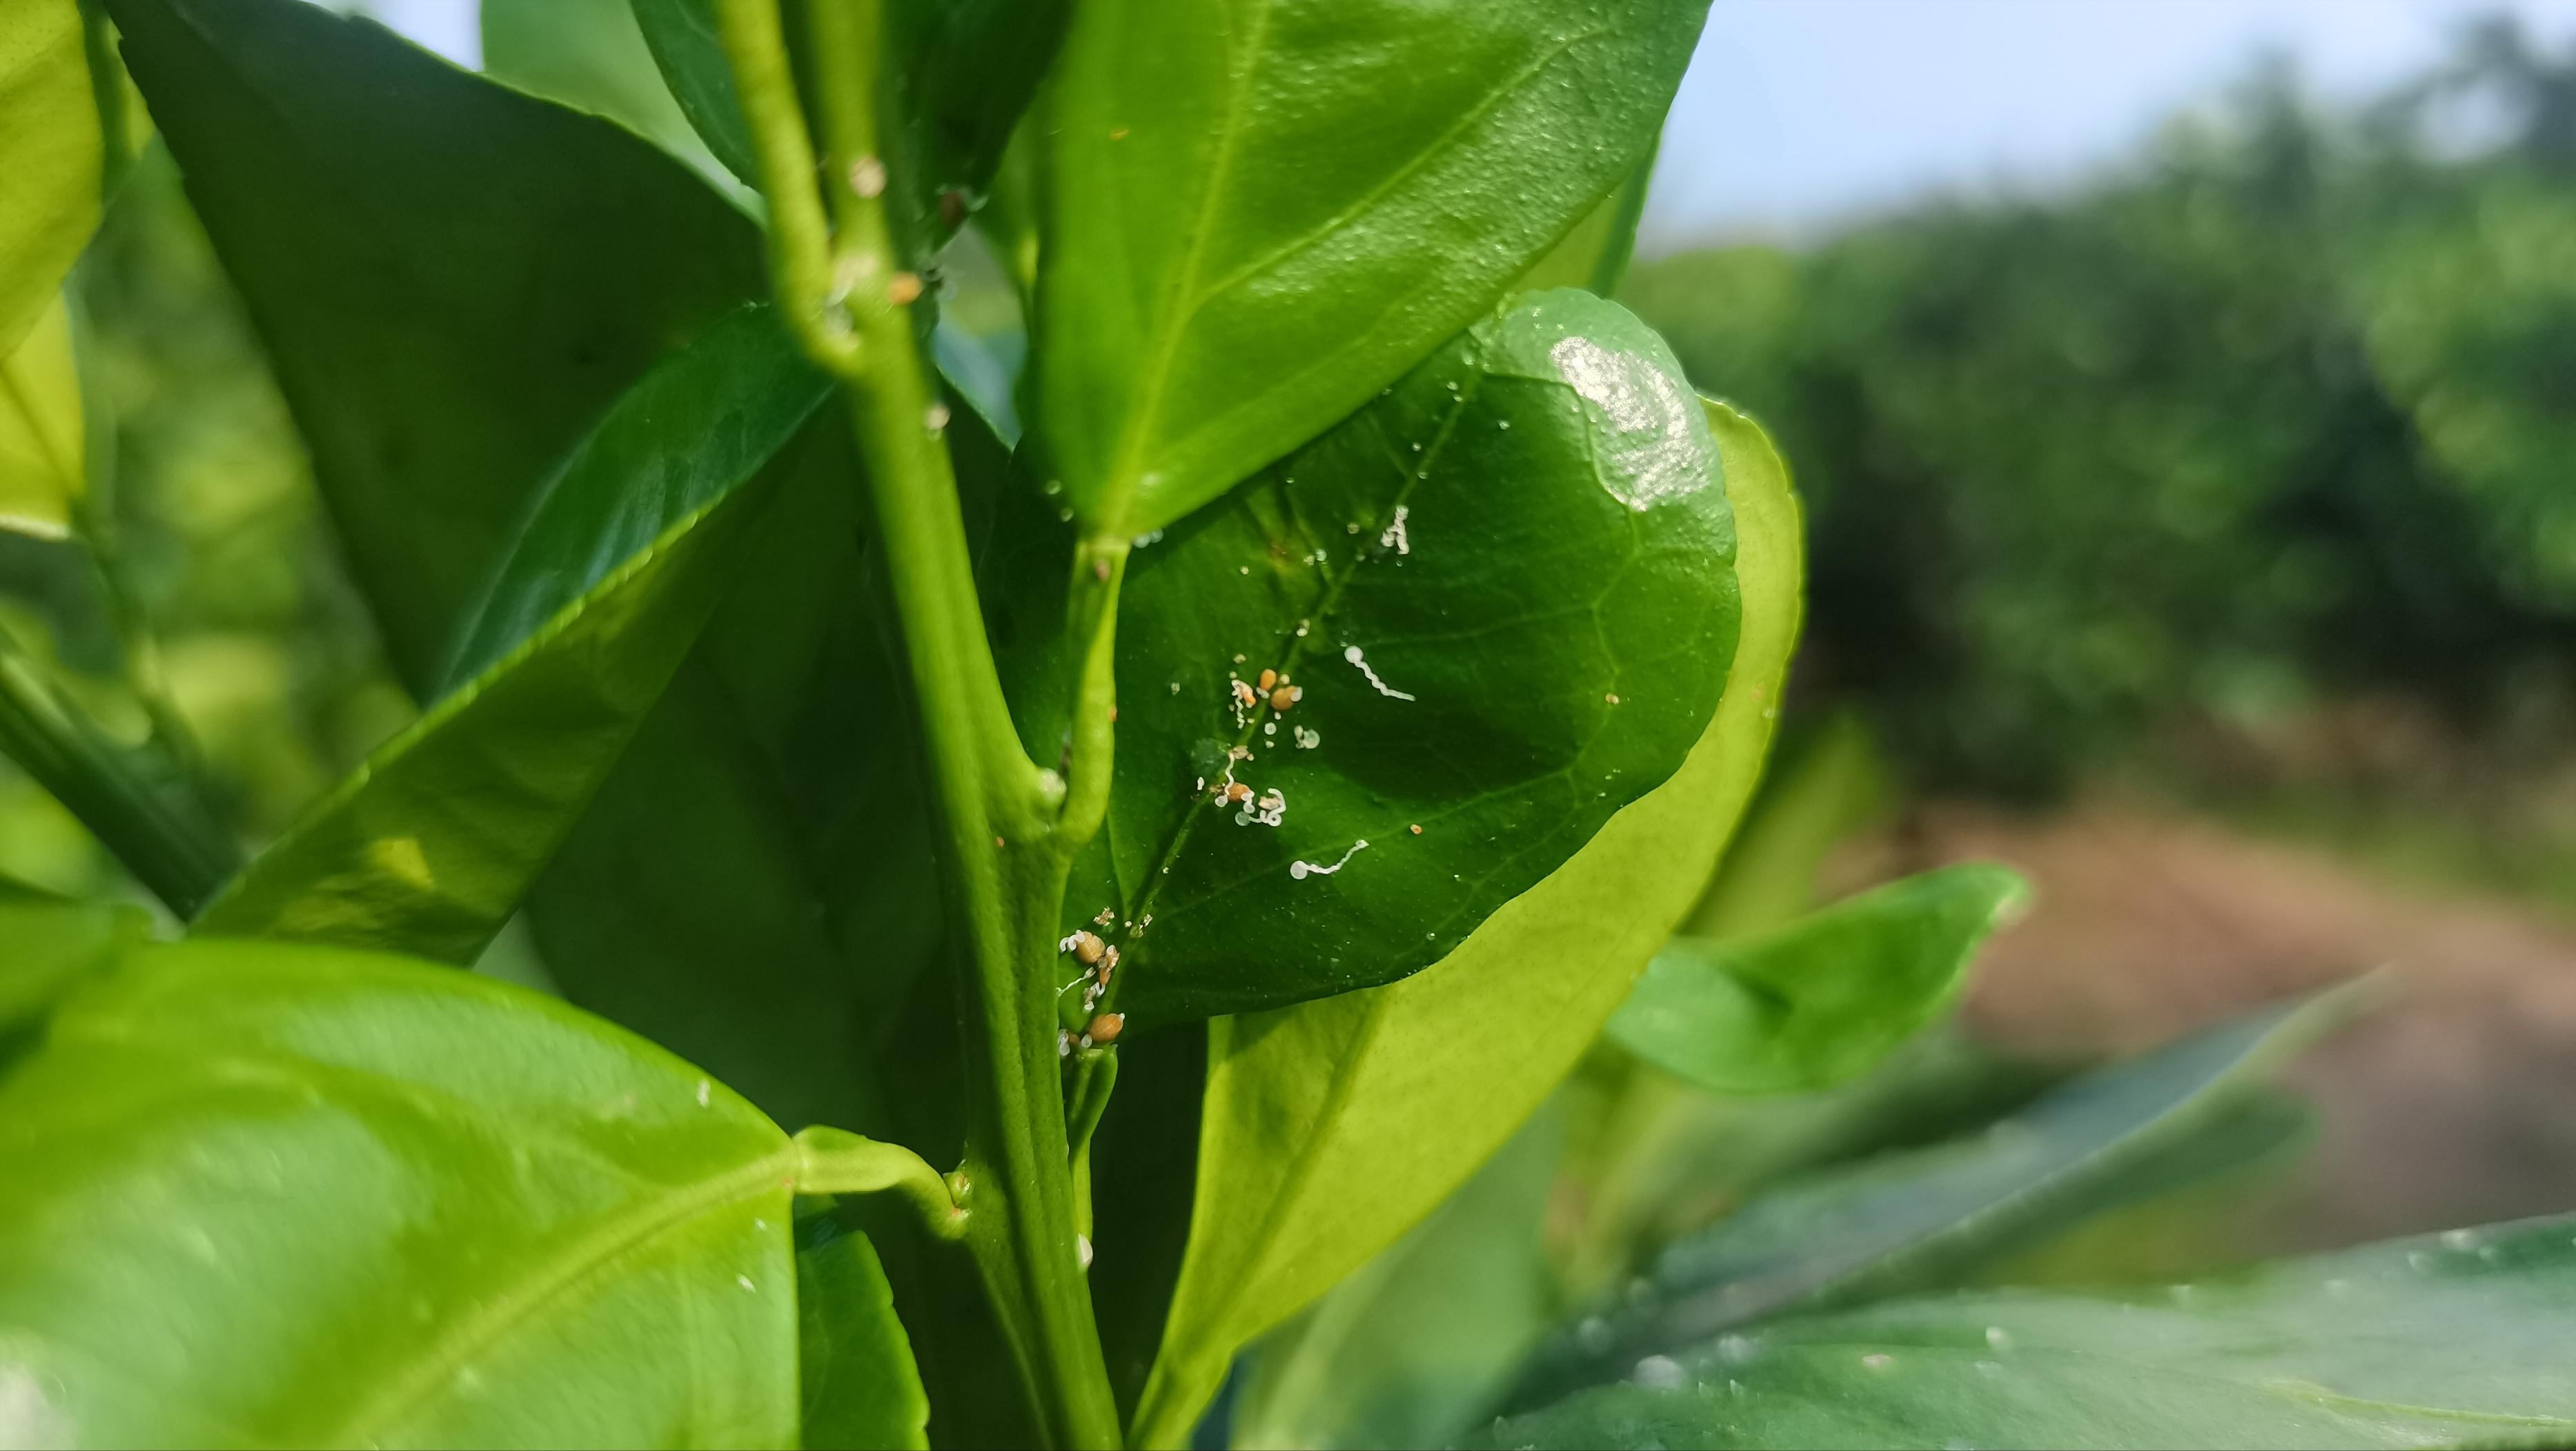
[0,289,83,540]
[0,0,100,355]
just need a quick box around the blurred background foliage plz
[1628,18,2576,807]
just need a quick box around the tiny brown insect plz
[887,272,924,306]
[1257,668,1278,692]
[1221,781,1254,805]
[1086,1013,1125,1045]
[1231,678,1259,707]
[1409,823,1423,835]
[1070,931,1105,965]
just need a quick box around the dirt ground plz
[1837,794,2576,1252]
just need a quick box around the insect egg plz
[1087,1014,1125,1045]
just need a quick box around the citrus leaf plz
[0,289,83,540]
[1065,291,1736,1022]
[105,0,766,690]
[1514,987,2359,1401]
[1479,1215,2576,1450]
[1032,0,1709,533]
[1125,399,1800,1446]
[0,0,101,355]
[192,306,829,963]
[1607,863,2028,1096]
[0,937,926,1446]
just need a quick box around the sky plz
[351,0,2576,250]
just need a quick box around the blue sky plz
[355,0,2576,250]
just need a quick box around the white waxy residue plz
[1290,839,1369,880]
[1548,334,1705,509]
[1343,644,1416,700]
[1379,504,1410,555]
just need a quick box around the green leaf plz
[1125,399,1802,1448]
[1606,863,2028,1096]
[1513,987,2357,1401]
[797,1213,932,1451]
[1071,291,1738,1023]
[0,888,144,1045]
[0,289,83,540]
[1517,144,1658,299]
[629,0,1068,257]
[1032,0,1710,533]
[627,0,754,184]
[1477,1214,2576,1450]
[0,0,100,355]
[480,0,741,197]
[516,375,1020,1137]
[1680,711,1891,941]
[0,936,926,1446]
[105,0,766,690]
[1232,1105,1564,1451]
[190,306,830,963]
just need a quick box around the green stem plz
[716,6,1123,1445]
[0,628,235,916]
[794,1125,971,1241]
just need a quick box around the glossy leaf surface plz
[798,1215,932,1450]
[1128,401,1800,1446]
[1033,0,1710,531]
[1515,989,2352,1399]
[0,290,83,540]
[1608,863,2027,1096]
[1073,291,1737,1023]
[0,940,832,1446]
[106,0,765,689]
[0,0,99,354]
[193,307,829,963]
[1480,1215,2576,1450]
[630,0,1067,257]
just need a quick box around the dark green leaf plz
[798,1213,932,1450]
[629,0,1067,259]
[1124,400,1799,1448]
[1479,1214,2576,1450]
[1513,987,2358,1402]
[1607,863,2027,1096]
[1071,291,1737,1023]
[627,0,754,184]
[0,938,834,1445]
[524,446,936,1136]
[106,0,765,689]
[190,306,829,963]
[1032,0,1710,531]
